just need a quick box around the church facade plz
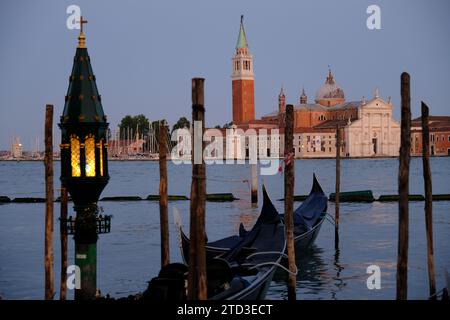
[230,17,400,158]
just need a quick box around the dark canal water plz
[0,158,449,299]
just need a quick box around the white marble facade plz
[344,97,400,157]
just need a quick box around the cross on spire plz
[79,16,88,34]
[77,16,88,48]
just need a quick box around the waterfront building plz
[11,137,23,158]
[411,116,450,156]
[229,17,401,158]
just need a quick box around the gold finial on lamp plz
[77,16,88,48]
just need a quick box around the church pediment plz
[361,98,392,110]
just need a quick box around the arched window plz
[70,135,81,177]
[85,134,96,177]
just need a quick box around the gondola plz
[177,174,327,263]
[144,203,286,300]
[283,173,328,250]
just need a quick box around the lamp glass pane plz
[70,135,81,177]
[99,140,104,177]
[85,135,96,177]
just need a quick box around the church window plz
[448,135,450,142]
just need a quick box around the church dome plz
[315,69,345,106]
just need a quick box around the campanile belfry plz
[231,15,255,125]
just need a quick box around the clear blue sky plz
[1,0,449,150]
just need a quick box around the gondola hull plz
[178,174,327,264]
[146,222,285,301]
[293,212,326,251]
[221,264,278,300]
[179,211,326,264]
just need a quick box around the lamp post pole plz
[74,204,99,300]
[59,17,111,300]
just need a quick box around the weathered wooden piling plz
[44,104,54,300]
[187,78,207,300]
[59,187,68,300]
[397,72,411,300]
[335,124,341,250]
[159,121,170,268]
[421,101,436,299]
[284,104,296,300]
[251,163,258,206]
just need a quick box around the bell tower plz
[231,15,255,125]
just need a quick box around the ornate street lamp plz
[59,17,111,300]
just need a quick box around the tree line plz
[116,114,233,142]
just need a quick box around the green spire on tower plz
[236,15,248,49]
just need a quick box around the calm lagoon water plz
[0,157,449,300]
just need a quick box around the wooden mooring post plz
[44,104,54,300]
[335,124,341,250]
[397,72,411,300]
[421,101,436,299]
[187,78,207,300]
[284,104,296,300]
[251,163,258,206]
[59,187,68,300]
[159,121,170,268]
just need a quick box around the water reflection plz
[1,160,449,299]
[331,248,346,299]
[268,246,349,300]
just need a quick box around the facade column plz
[380,112,384,155]
[361,112,365,156]
[368,113,372,156]
[387,113,392,155]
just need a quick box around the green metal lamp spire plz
[236,15,248,49]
